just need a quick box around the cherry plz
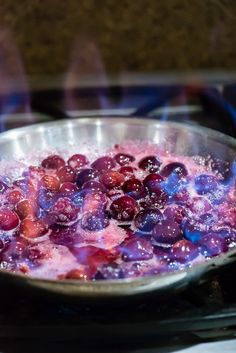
[50,197,78,223]
[25,165,45,178]
[199,233,228,256]
[143,173,164,193]
[57,166,76,183]
[163,206,186,224]
[7,189,23,205]
[59,182,78,195]
[152,219,182,244]
[95,263,124,280]
[122,178,146,200]
[170,239,199,262]
[121,237,153,261]
[82,180,106,194]
[138,156,161,173]
[15,199,37,220]
[114,153,135,166]
[134,208,163,233]
[76,168,100,188]
[67,154,88,170]
[41,175,60,191]
[100,171,124,189]
[20,218,48,239]
[0,209,19,231]
[195,174,218,195]
[140,190,167,209]
[110,195,138,222]
[41,155,65,170]
[91,156,116,173]
[161,162,188,179]
[80,211,109,232]
[119,166,135,179]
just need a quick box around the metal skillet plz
[0,117,235,299]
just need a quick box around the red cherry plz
[41,175,60,191]
[15,199,37,220]
[57,166,76,183]
[50,197,78,223]
[59,182,78,195]
[7,189,23,205]
[67,154,88,170]
[41,155,65,170]
[91,156,116,173]
[20,218,48,239]
[110,195,138,222]
[100,171,124,189]
[138,156,161,173]
[0,209,19,231]
[114,153,135,166]
[119,166,135,179]
[122,178,146,200]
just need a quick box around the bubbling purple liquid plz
[0,141,235,281]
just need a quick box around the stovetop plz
[0,82,236,351]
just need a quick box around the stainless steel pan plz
[0,117,235,299]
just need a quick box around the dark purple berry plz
[199,233,228,256]
[160,162,188,179]
[163,206,186,224]
[67,154,88,170]
[115,153,135,166]
[138,156,161,173]
[76,168,100,188]
[91,156,116,173]
[41,155,65,170]
[122,178,146,200]
[121,237,153,261]
[134,208,163,233]
[170,239,199,262]
[110,195,138,222]
[143,173,164,193]
[82,180,106,193]
[152,219,182,244]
